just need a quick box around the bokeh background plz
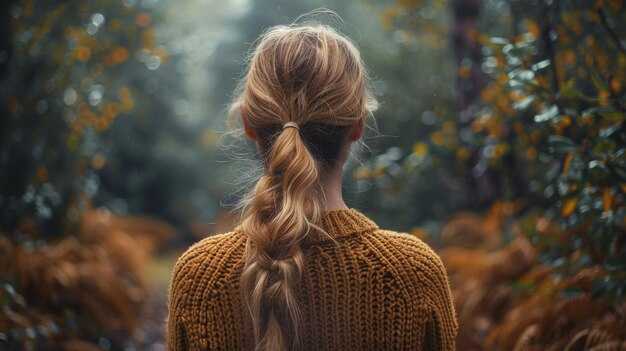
[1,0,625,350]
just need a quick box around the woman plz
[167,22,457,351]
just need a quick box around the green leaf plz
[512,95,536,110]
[503,44,524,58]
[604,261,626,272]
[490,37,510,45]
[582,106,617,116]
[508,68,535,81]
[588,160,607,170]
[539,251,559,263]
[599,124,620,138]
[558,86,580,99]
[546,160,562,181]
[531,59,550,71]
[547,135,577,152]
[552,257,568,268]
[599,111,625,122]
[535,105,559,122]
[593,139,616,154]
[591,70,608,92]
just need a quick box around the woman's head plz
[230,22,377,351]
[230,24,377,170]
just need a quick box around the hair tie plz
[282,121,300,131]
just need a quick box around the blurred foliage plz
[0,208,175,350]
[379,0,625,298]
[0,0,167,238]
[0,0,176,349]
[440,209,626,350]
[373,0,626,348]
[0,0,240,246]
[484,2,626,303]
[349,0,463,230]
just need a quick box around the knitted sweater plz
[166,209,458,350]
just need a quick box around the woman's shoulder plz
[368,228,449,283]
[176,230,245,265]
[170,231,246,291]
[368,229,458,347]
[371,229,441,261]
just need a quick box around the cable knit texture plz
[166,209,458,350]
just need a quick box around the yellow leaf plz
[526,147,538,160]
[412,142,428,156]
[443,121,456,134]
[75,47,91,62]
[459,66,471,79]
[91,154,106,170]
[456,147,470,161]
[562,153,574,179]
[374,166,385,178]
[37,167,48,182]
[561,198,578,217]
[201,130,219,147]
[527,20,540,39]
[379,8,400,30]
[135,12,152,27]
[608,0,622,11]
[354,167,373,180]
[111,47,129,65]
[603,188,611,213]
[430,131,444,145]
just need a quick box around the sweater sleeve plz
[379,230,458,349]
[422,249,458,351]
[166,256,189,351]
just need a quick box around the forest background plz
[1,0,625,350]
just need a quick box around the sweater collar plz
[304,208,378,243]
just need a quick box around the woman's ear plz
[241,110,257,141]
[349,114,365,141]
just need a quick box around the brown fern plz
[439,210,626,351]
[0,208,176,350]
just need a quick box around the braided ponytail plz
[240,124,320,350]
[229,22,378,351]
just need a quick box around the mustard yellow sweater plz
[167,209,458,350]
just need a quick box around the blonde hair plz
[228,22,377,351]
